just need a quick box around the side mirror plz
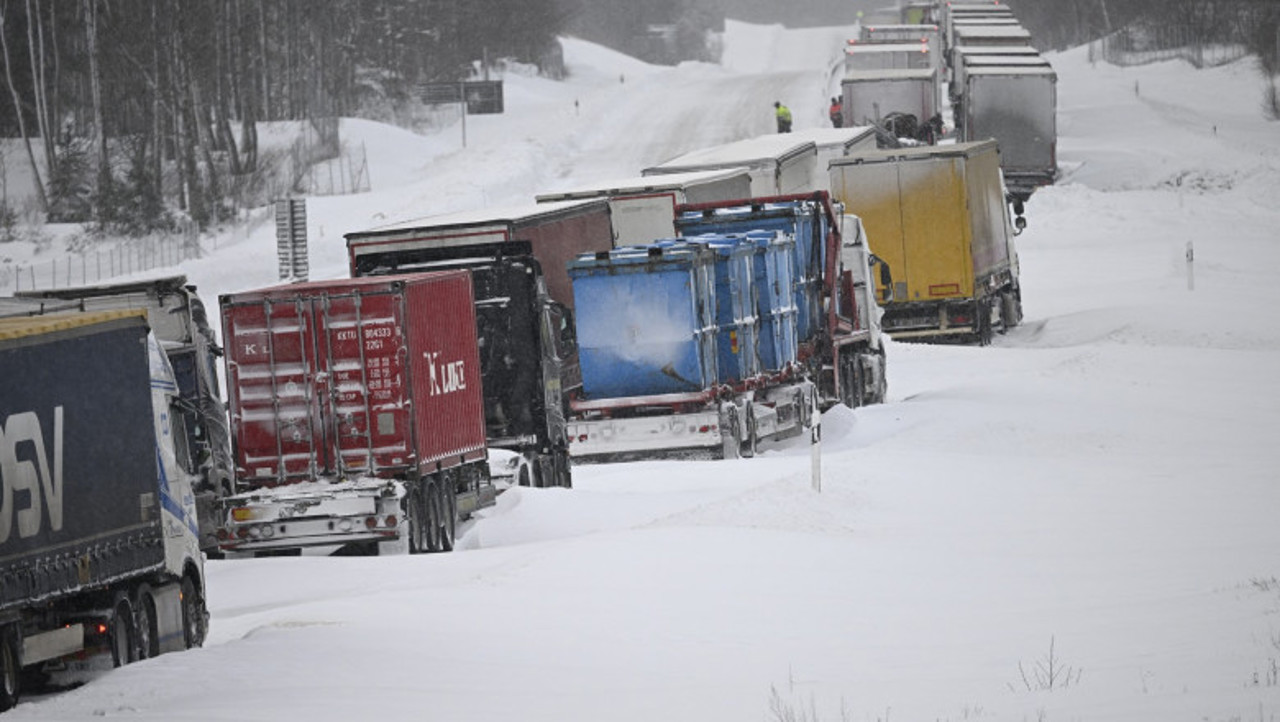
[1014,216,1027,235]
[1013,199,1025,216]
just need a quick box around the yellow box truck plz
[828,140,1022,344]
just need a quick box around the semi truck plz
[534,168,752,247]
[843,41,937,74]
[643,135,819,197]
[1,310,208,711]
[344,203,617,489]
[841,68,941,129]
[959,64,1058,200]
[828,140,1022,345]
[216,272,495,556]
[565,192,887,461]
[13,277,232,556]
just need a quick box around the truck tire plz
[406,488,426,554]
[739,401,757,459]
[842,353,864,409]
[424,481,443,553]
[976,300,994,346]
[181,576,208,649]
[134,585,159,660]
[719,405,742,460]
[437,483,455,552]
[1,626,19,712]
[554,449,573,489]
[110,596,137,667]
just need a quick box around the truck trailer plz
[960,64,1058,200]
[343,199,614,311]
[828,140,1022,344]
[13,277,232,556]
[841,68,941,129]
[534,168,752,247]
[217,272,494,556]
[565,193,887,461]
[1,311,208,711]
[643,135,819,197]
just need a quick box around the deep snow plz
[5,18,1280,722]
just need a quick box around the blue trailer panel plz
[683,234,759,384]
[677,199,827,345]
[747,231,799,372]
[569,243,717,398]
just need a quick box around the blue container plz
[683,234,759,384]
[568,242,718,399]
[744,230,798,373]
[677,200,827,345]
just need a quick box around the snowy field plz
[5,19,1280,722]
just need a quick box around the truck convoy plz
[828,140,1022,345]
[1,311,208,711]
[216,272,495,556]
[344,201,617,489]
[13,277,232,556]
[565,192,887,461]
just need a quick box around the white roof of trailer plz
[967,65,1058,79]
[954,25,1032,40]
[349,198,606,236]
[962,55,1051,67]
[534,168,752,201]
[784,126,878,151]
[843,67,938,82]
[846,42,934,54]
[646,135,817,172]
[954,44,1043,55]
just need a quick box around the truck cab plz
[15,277,233,554]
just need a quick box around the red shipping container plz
[220,271,486,487]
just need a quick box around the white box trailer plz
[953,52,1050,98]
[784,127,879,190]
[535,168,752,246]
[961,64,1058,200]
[642,135,818,197]
[841,68,940,128]
[843,41,936,74]
[859,23,940,44]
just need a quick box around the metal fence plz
[0,225,201,293]
[1092,25,1251,68]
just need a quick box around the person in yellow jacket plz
[774,101,792,133]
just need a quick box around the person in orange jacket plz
[829,97,843,128]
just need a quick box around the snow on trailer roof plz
[534,168,752,201]
[829,138,999,166]
[344,197,609,238]
[951,16,1021,24]
[643,135,817,174]
[953,25,1033,41]
[784,126,878,152]
[845,42,934,54]
[954,44,1044,56]
[0,308,147,341]
[967,64,1058,79]
[962,55,1051,68]
[842,67,938,82]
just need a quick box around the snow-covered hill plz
[6,22,1280,722]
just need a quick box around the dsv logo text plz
[0,407,64,543]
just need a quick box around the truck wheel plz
[134,585,159,660]
[405,489,426,554]
[424,481,443,553]
[739,402,757,459]
[554,449,573,489]
[437,483,455,552]
[110,596,137,667]
[1,626,19,712]
[180,576,208,649]
[976,301,994,346]
[719,405,741,460]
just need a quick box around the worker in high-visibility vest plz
[774,101,792,133]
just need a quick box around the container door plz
[226,298,327,483]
